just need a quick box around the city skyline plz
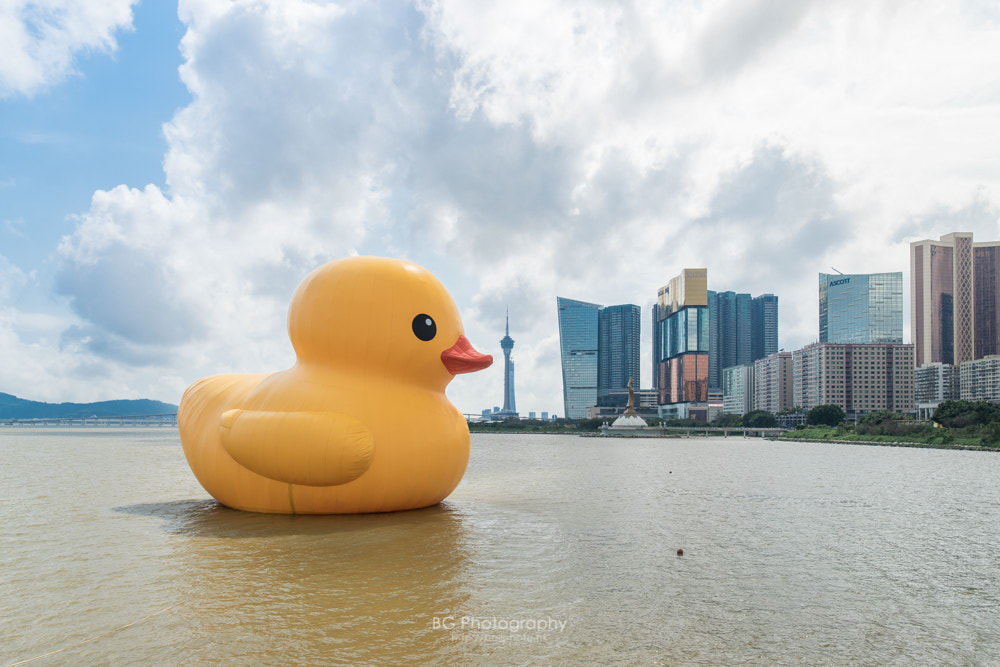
[2,2,1000,417]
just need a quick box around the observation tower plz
[499,311,517,417]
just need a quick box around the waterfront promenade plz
[590,426,787,438]
[0,414,177,427]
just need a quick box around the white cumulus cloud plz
[1,0,999,416]
[0,0,136,97]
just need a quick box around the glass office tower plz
[557,297,601,419]
[707,291,750,391]
[819,272,903,344]
[598,304,641,399]
[751,294,779,361]
[654,269,710,418]
[708,291,779,391]
[558,297,641,419]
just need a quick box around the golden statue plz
[623,377,638,416]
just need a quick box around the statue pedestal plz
[608,413,648,431]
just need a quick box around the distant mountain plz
[0,392,178,420]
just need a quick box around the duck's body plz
[178,257,492,514]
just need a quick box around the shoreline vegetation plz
[469,400,1000,452]
[774,427,999,451]
[469,423,1000,451]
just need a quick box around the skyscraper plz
[708,291,750,391]
[708,291,778,391]
[819,272,903,344]
[557,297,601,419]
[751,294,779,361]
[498,311,517,417]
[653,269,709,420]
[911,232,1000,366]
[557,297,641,419]
[598,304,641,399]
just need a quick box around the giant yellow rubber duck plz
[178,256,493,514]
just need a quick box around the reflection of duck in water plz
[178,256,493,514]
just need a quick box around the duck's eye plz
[412,314,437,341]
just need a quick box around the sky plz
[2,0,1000,417]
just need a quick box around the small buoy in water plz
[676,548,684,556]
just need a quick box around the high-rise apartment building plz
[557,297,641,419]
[911,232,1000,366]
[791,342,914,417]
[708,291,779,390]
[959,356,1000,401]
[653,269,709,420]
[722,364,754,416]
[914,362,959,405]
[754,351,793,414]
[819,272,903,344]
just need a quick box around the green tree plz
[807,404,845,427]
[858,410,903,427]
[980,422,1000,446]
[742,410,777,428]
[933,400,971,427]
[933,400,1000,428]
[712,413,743,427]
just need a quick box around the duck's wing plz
[219,409,374,486]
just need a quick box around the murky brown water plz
[2,429,998,665]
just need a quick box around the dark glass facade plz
[598,304,641,398]
[708,291,778,391]
[752,294,779,361]
[558,297,642,419]
[658,305,709,360]
[707,291,750,390]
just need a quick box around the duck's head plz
[287,256,492,389]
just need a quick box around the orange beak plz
[441,335,493,375]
